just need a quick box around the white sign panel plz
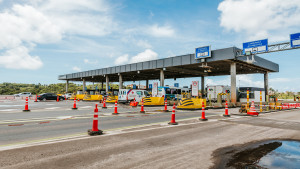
[192,81,199,97]
[152,82,158,96]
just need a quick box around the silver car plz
[14,92,32,97]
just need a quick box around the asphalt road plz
[1,106,300,169]
[0,100,225,146]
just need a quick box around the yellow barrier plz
[106,96,118,103]
[177,98,207,110]
[139,97,165,106]
[269,102,282,110]
[83,95,103,101]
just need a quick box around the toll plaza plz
[58,46,279,105]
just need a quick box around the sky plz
[0,0,300,92]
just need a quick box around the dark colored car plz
[37,93,64,101]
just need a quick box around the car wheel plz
[60,98,64,101]
[43,98,46,101]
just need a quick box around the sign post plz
[290,32,300,48]
[243,39,268,54]
[191,81,199,97]
[195,46,211,59]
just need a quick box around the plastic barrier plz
[106,96,118,103]
[138,97,165,106]
[176,98,207,110]
[83,94,103,101]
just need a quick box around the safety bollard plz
[112,100,119,115]
[140,98,145,113]
[56,95,59,102]
[200,102,207,121]
[163,99,169,112]
[72,97,78,110]
[87,104,103,136]
[168,103,178,125]
[102,98,107,109]
[223,101,230,117]
[23,97,31,112]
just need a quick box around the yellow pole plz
[260,91,262,112]
[247,90,249,112]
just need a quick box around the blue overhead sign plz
[133,84,136,89]
[174,83,179,87]
[290,33,300,48]
[149,84,152,89]
[243,39,268,54]
[195,46,211,59]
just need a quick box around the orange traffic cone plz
[200,102,207,121]
[223,101,230,117]
[163,99,169,112]
[34,94,38,102]
[23,97,31,112]
[102,98,107,109]
[88,104,103,136]
[112,100,119,115]
[168,103,178,125]
[247,101,259,116]
[140,98,145,113]
[57,95,59,102]
[72,97,78,110]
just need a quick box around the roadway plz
[0,100,225,146]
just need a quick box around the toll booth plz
[238,87,265,102]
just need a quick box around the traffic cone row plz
[88,104,103,136]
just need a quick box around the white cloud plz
[130,49,158,63]
[148,24,175,37]
[0,46,43,70]
[114,49,158,65]
[72,66,81,71]
[0,0,114,70]
[205,75,263,87]
[136,40,152,48]
[218,0,300,41]
[115,54,129,65]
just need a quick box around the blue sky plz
[0,0,300,92]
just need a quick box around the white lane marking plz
[0,109,18,112]
[80,106,92,109]
[56,116,73,119]
[46,104,55,106]
[45,107,60,110]
[0,105,23,107]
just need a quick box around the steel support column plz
[201,76,205,98]
[119,74,123,90]
[160,70,164,87]
[82,79,86,93]
[66,80,69,93]
[106,76,109,93]
[146,80,149,90]
[264,72,269,102]
[230,63,237,104]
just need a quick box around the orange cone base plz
[102,107,107,109]
[23,109,31,112]
[163,110,169,112]
[200,118,208,121]
[112,113,119,115]
[72,107,78,110]
[87,129,103,136]
[223,114,230,117]
[140,111,145,113]
[247,112,259,116]
[168,122,178,125]
[34,101,38,102]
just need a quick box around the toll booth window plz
[165,88,171,94]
